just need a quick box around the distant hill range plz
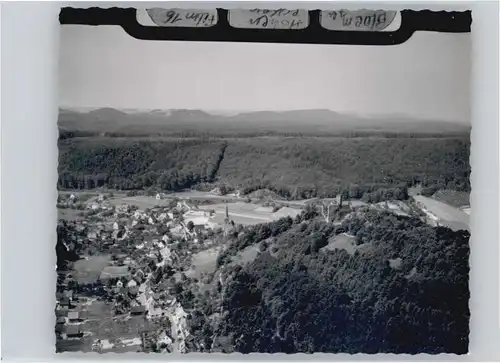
[58,107,471,136]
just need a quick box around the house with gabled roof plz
[67,311,80,323]
[131,305,146,316]
[64,324,83,339]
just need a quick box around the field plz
[85,311,149,341]
[72,255,111,284]
[58,295,172,353]
[168,190,236,200]
[432,189,470,208]
[322,233,358,255]
[106,193,258,212]
[59,300,148,353]
[58,208,84,221]
[108,195,173,209]
[99,265,131,280]
[413,195,470,231]
[273,206,305,219]
[375,201,410,216]
[186,247,220,280]
[183,211,211,226]
[200,202,302,226]
[231,245,261,266]
[56,337,91,353]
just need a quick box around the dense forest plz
[193,209,470,354]
[58,138,227,191]
[58,135,470,199]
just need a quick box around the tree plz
[219,184,229,195]
[150,342,158,353]
[311,232,328,253]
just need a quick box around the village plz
[55,188,313,353]
[55,186,470,353]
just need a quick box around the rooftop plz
[67,311,79,320]
[99,265,130,280]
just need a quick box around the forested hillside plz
[58,136,470,199]
[201,209,470,354]
[217,137,470,198]
[58,138,227,191]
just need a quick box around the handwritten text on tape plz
[146,8,218,27]
[320,10,397,31]
[229,9,309,30]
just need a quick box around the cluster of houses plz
[56,192,224,352]
[60,193,224,256]
[55,284,89,341]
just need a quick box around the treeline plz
[360,187,409,203]
[58,136,470,199]
[210,210,469,354]
[59,129,99,140]
[59,126,470,140]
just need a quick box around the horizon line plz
[58,106,470,125]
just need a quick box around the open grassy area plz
[231,245,260,266]
[322,233,358,255]
[91,315,150,340]
[81,300,148,351]
[413,195,470,231]
[73,299,171,353]
[86,300,114,321]
[201,202,302,226]
[56,336,93,353]
[107,195,172,209]
[72,256,111,284]
[58,208,85,221]
[186,247,220,280]
[432,189,470,208]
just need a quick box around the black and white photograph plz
[55,9,471,355]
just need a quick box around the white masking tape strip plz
[228,9,309,30]
[320,10,399,32]
[137,8,218,28]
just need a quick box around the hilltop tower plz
[223,203,230,236]
[335,194,343,207]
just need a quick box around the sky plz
[59,25,471,123]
